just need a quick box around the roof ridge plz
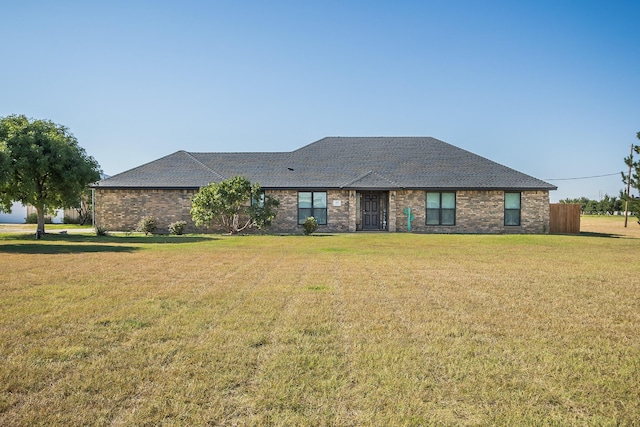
[340,170,373,188]
[341,170,401,188]
[182,151,225,180]
[368,170,402,188]
[188,151,288,155]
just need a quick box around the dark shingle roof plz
[96,137,556,191]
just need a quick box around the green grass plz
[0,226,639,425]
[0,223,94,230]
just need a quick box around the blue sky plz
[2,1,639,202]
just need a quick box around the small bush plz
[25,213,52,224]
[136,216,157,235]
[95,226,108,236]
[302,217,318,235]
[168,220,187,235]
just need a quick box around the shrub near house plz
[136,216,157,235]
[190,177,279,234]
[168,221,187,235]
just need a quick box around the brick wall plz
[266,189,352,233]
[94,188,198,233]
[95,188,550,234]
[94,188,354,234]
[393,189,550,233]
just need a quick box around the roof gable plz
[96,151,222,188]
[341,170,400,189]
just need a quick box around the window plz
[504,192,521,226]
[298,192,327,225]
[251,192,265,207]
[426,192,456,225]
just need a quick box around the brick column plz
[348,190,357,232]
[388,190,397,232]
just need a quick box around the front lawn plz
[0,226,638,425]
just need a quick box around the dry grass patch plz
[0,225,639,425]
[580,214,640,238]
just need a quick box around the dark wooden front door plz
[363,194,380,230]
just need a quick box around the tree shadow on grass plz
[0,233,215,254]
[0,233,213,243]
[274,234,337,237]
[0,244,141,254]
[577,231,624,238]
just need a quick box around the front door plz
[362,193,380,230]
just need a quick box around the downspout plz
[92,188,95,226]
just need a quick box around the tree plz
[190,176,279,234]
[560,195,622,215]
[621,132,640,225]
[559,197,590,213]
[597,194,621,215]
[619,190,640,215]
[0,143,12,212]
[73,188,94,225]
[0,115,101,238]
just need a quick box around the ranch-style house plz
[93,137,557,234]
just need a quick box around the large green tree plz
[190,176,279,234]
[0,115,101,238]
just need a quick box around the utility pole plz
[624,143,633,228]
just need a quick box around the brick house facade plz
[93,137,556,234]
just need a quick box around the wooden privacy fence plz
[549,203,580,234]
